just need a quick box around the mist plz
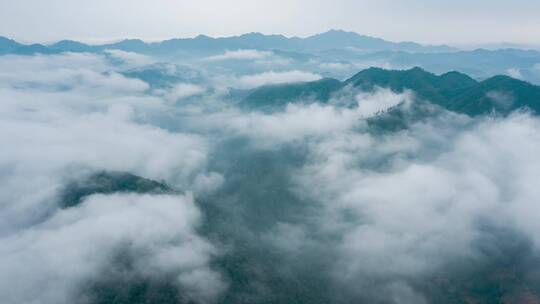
[1,46,540,304]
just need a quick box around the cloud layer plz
[0,193,225,304]
[0,53,224,303]
[2,49,540,304]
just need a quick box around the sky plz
[0,0,539,45]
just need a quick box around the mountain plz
[347,67,540,115]
[351,48,540,84]
[0,30,456,56]
[49,40,96,52]
[226,32,296,50]
[13,43,59,55]
[345,67,477,106]
[146,30,456,54]
[450,75,540,115]
[122,63,203,89]
[103,39,151,53]
[60,171,172,208]
[242,67,540,117]
[301,30,455,53]
[0,37,59,55]
[0,36,23,54]
[241,78,343,110]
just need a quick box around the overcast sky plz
[1,0,539,45]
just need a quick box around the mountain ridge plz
[242,67,540,116]
[0,30,457,55]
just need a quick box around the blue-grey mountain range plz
[3,30,540,84]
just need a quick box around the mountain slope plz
[0,37,59,55]
[347,67,540,115]
[450,75,540,115]
[49,40,97,52]
[60,171,172,208]
[0,36,23,54]
[242,67,540,117]
[241,78,343,110]
[345,67,478,107]
[302,30,455,52]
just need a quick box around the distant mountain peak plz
[194,34,212,40]
[0,36,23,54]
[240,32,266,37]
[308,29,383,42]
[118,38,146,44]
[0,36,18,43]
[316,29,368,38]
[238,32,288,39]
[318,29,360,36]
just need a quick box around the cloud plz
[292,112,540,299]
[533,63,540,76]
[319,62,353,71]
[206,49,273,61]
[163,83,205,101]
[3,45,540,303]
[254,57,292,67]
[354,88,412,117]
[193,172,225,194]
[104,49,157,68]
[0,193,226,304]
[237,70,322,88]
[507,68,524,80]
[313,58,396,74]
[0,53,210,233]
[352,60,395,71]
[0,53,150,94]
[0,52,108,72]
[226,103,358,142]
[0,52,228,304]
[486,90,515,110]
[220,88,412,143]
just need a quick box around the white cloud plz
[355,88,412,117]
[486,90,515,110]
[227,103,358,142]
[507,68,524,80]
[0,53,209,233]
[254,57,292,67]
[104,49,156,68]
[2,40,540,303]
[164,83,205,101]
[0,106,208,230]
[292,112,540,295]
[319,62,353,71]
[0,52,228,304]
[352,60,395,71]
[221,88,412,143]
[193,172,225,194]
[206,49,273,61]
[0,193,226,304]
[0,52,108,72]
[237,70,322,89]
[0,53,150,94]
